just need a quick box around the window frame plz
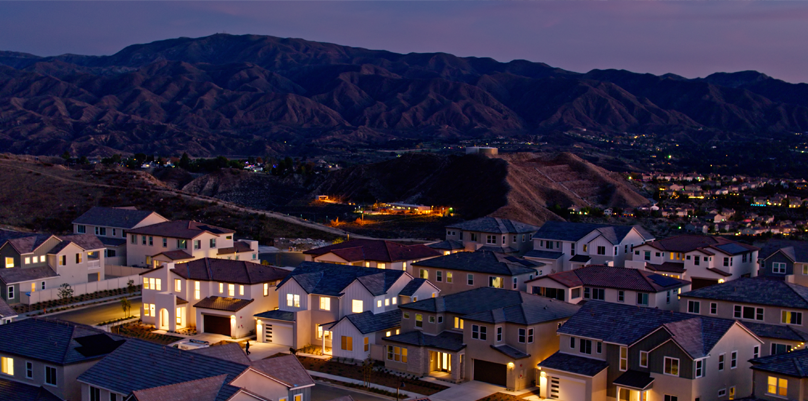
[44,365,57,386]
[639,350,648,368]
[663,356,680,377]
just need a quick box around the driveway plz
[311,383,390,401]
[427,381,505,401]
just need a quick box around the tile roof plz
[77,338,249,396]
[303,239,440,262]
[153,250,194,261]
[680,277,808,309]
[99,237,127,247]
[170,258,289,284]
[523,250,564,260]
[759,239,808,262]
[0,297,16,318]
[72,206,163,229]
[642,235,758,256]
[0,318,123,364]
[569,255,591,263]
[533,221,653,244]
[0,378,63,401]
[462,297,580,325]
[742,322,808,342]
[131,374,229,401]
[490,344,530,360]
[559,301,744,351]
[216,241,254,255]
[254,310,296,321]
[612,370,654,390]
[331,310,402,334]
[3,234,55,254]
[128,221,235,239]
[427,240,465,251]
[706,267,732,277]
[278,262,407,297]
[56,234,105,251]
[190,343,251,365]
[446,217,540,234]
[750,348,808,378]
[413,251,541,276]
[250,354,315,388]
[194,296,254,312]
[385,331,465,352]
[527,265,690,293]
[538,352,609,376]
[399,278,433,297]
[645,262,686,274]
[0,266,58,285]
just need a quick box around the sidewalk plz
[19,294,142,319]
[307,370,426,400]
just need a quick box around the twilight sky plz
[1,1,807,83]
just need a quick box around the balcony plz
[87,260,101,270]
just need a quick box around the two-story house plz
[527,221,654,273]
[126,220,258,267]
[254,262,436,353]
[1,233,107,304]
[0,318,125,401]
[139,258,289,338]
[382,287,580,391]
[526,265,691,310]
[442,217,539,254]
[625,235,759,289]
[303,239,441,270]
[679,277,808,357]
[322,309,402,362]
[539,301,763,401]
[748,348,808,401]
[72,206,168,265]
[410,251,543,295]
[78,339,315,401]
[757,239,808,286]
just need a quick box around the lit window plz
[446,272,453,283]
[24,257,30,265]
[619,347,628,371]
[782,311,803,325]
[768,376,788,397]
[378,263,386,269]
[239,285,244,296]
[341,336,353,351]
[320,297,331,311]
[392,297,397,305]
[263,283,269,297]
[352,299,363,313]
[385,298,390,306]
[1,356,13,376]
[377,300,382,308]
[228,284,235,297]
[387,346,407,362]
[415,314,423,328]
[174,279,181,292]
[194,281,200,300]
[419,269,428,279]
[219,283,224,293]
[364,337,370,352]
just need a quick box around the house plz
[77,339,315,401]
[303,239,440,270]
[747,348,808,400]
[322,309,402,361]
[382,287,580,391]
[139,258,289,338]
[254,262,435,353]
[411,251,543,295]
[527,221,653,273]
[444,217,539,254]
[538,301,763,401]
[526,265,691,310]
[72,206,168,265]
[625,235,759,289]
[0,233,107,304]
[126,220,258,267]
[757,239,808,286]
[0,318,125,401]
[679,277,808,356]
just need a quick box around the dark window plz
[580,339,592,354]
[45,366,56,386]
[518,328,525,343]
[597,246,606,255]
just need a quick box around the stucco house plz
[322,309,402,361]
[526,265,690,310]
[442,217,539,254]
[679,277,808,357]
[126,220,258,267]
[625,235,759,289]
[747,348,808,400]
[72,206,168,265]
[303,239,440,270]
[539,301,763,401]
[383,287,580,391]
[0,318,125,401]
[254,262,436,353]
[139,258,289,338]
[757,239,808,287]
[527,221,654,273]
[411,251,543,295]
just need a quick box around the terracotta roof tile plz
[128,221,235,239]
[303,239,440,262]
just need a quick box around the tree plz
[179,153,191,169]
[61,151,71,160]
[127,279,136,296]
[361,358,374,387]
[57,283,73,304]
[120,297,131,318]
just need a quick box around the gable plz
[228,369,289,399]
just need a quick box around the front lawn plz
[112,322,183,345]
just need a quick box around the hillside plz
[0,34,808,156]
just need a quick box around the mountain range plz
[1,34,807,156]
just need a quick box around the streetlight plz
[396,381,405,399]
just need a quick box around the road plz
[53,298,142,325]
[311,383,390,401]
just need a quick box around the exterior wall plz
[680,297,808,332]
[383,275,415,311]
[687,324,759,400]
[459,230,532,253]
[759,252,795,278]
[752,371,807,401]
[329,320,372,361]
[340,281,375,316]
[81,382,127,401]
[538,367,606,401]
[559,334,608,362]
[126,232,239,266]
[413,267,535,296]
[409,283,439,303]
[49,242,106,288]
[229,369,300,401]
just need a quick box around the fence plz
[105,264,150,277]
[20,274,142,305]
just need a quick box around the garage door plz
[264,323,293,346]
[203,314,231,336]
[473,359,507,386]
[548,376,585,400]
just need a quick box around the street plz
[311,383,391,401]
[52,298,142,325]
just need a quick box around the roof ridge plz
[784,282,808,308]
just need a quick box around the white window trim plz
[639,350,648,368]
[43,365,57,387]
[663,356,680,377]
[781,309,803,325]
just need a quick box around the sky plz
[1,1,807,83]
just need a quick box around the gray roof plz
[0,378,63,401]
[399,278,430,297]
[523,250,564,260]
[278,262,406,297]
[759,239,808,262]
[0,266,58,285]
[538,352,609,376]
[742,322,808,342]
[680,277,808,309]
[559,301,743,353]
[191,343,252,365]
[529,265,690,293]
[332,310,402,334]
[0,319,124,365]
[385,331,465,352]
[78,338,248,396]
[427,240,464,251]
[193,296,254,312]
[446,217,539,234]
[490,344,530,360]
[533,221,652,244]
[100,237,127,247]
[462,297,580,325]
[254,310,296,321]
[413,251,541,276]
[73,206,162,229]
[613,370,654,390]
[750,348,808,378]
